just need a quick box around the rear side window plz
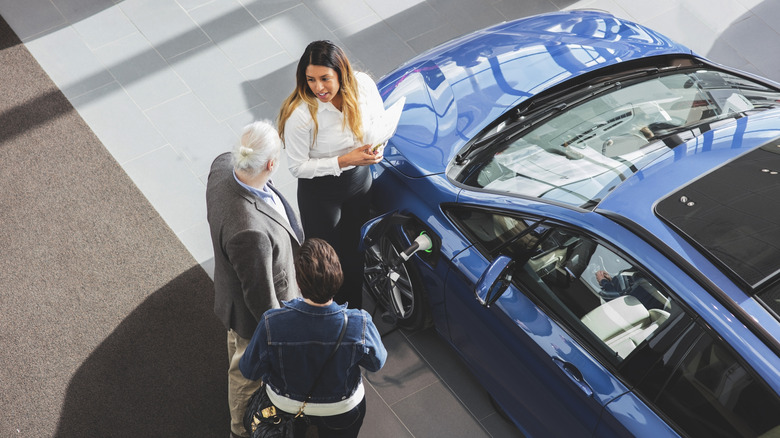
[445,207,546,258]
[652,327,780,437]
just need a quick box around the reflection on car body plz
[361,9,780,438]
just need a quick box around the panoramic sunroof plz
[655,138,780,292]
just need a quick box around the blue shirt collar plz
[282,297,346,315]
[233,169,275,204]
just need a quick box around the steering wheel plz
[596,269,637,301]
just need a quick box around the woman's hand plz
[337,144,383,168]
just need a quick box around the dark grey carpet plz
[0,14,228,437]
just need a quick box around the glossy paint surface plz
[365,9,780,437]
[376,10,691,178]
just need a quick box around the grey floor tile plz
[735,0,763,9]
[360,381,414,438]
[150,178,208,235]
[144,93,239,176]
[189,0,285,70]
[69,4,136,49]
[175,0,214,10]
[176,220,213,265]
[642,6,718,56]
[755,0,780,33]
[565,0,631,20]
[481,412,526,438]
[427,0,507,36]
[92,33,190,111]
[70,82,167,165]
[548,0,581,10]
[492,0,559,21]
[120,0,211,59]
[405,24,464,56]
[260,4,340,59]
[0,0,66,41]
[333,19,416,78]
[714,13,780,81]
[120,145,198,197]
[406,327,496,421]
[612,0,679,23]
[391,381,490,438]
[224,106,278,138]
[24,26,115,99]
[240,51,298,116]
[170,44,266,121]
[680,0,750,34]
[361,293,401,335]
[304,0,376,31]
[364,330,440,406]
[706,38,750,73]
[201,257,215,280]
[51,0,115,24]
[366,0,447,43]
[363,0,423,20]
[238,0,300,21]
[122,145,206,229]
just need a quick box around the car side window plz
[651,326,780,438]
[446,207,547,258]
[515,227,679,361]
[447,206,679,362]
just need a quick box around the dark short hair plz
[295,238,343,304]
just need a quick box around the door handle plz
[552,356,593,397]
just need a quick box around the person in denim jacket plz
[240,238,387,438]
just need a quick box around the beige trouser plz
[227,329,262,437]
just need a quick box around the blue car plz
[360,9,780,438]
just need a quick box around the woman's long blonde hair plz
[278,40,363,146]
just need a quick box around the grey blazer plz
[206,152,304,339]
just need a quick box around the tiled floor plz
[3,0,780,436]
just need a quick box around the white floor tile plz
[170,44,266,121]
[70,82,168,165]
[24,26,114,98]
[189,0,285,70]
[93,32,191,110]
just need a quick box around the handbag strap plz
[296,310,348,417]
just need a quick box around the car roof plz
[598,109,780,297]
[377,9,692,178]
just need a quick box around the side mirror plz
[475,255,514,307]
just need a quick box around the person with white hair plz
[206,120,305,438]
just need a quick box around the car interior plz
[522,228,677,360]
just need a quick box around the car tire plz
[363,232,429,331]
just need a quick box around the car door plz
[441,205,680,437]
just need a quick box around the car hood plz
[376,10,692,178]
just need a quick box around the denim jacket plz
[239,298,387,403]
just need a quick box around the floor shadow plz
[706,0,780,83]
[54,266,229,438]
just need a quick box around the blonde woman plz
[279,40,384,309]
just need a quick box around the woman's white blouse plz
[284,72,385,179]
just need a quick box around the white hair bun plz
[239,146,254,157]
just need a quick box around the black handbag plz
[244,312,349,438]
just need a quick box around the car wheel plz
[363,232,428,331]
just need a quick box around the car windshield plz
[460,69,780,208]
